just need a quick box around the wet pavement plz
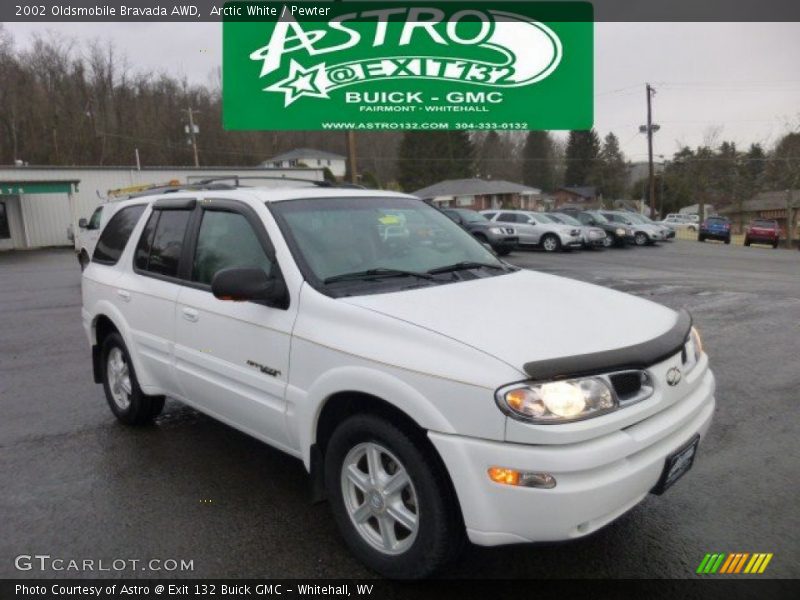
[1,242,798,579]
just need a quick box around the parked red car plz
[744,219,782,248]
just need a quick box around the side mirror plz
[78,218,88,229]
[211,267,288,308]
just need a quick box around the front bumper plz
[430,368,715,546]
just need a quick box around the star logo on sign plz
[265,60,329,107]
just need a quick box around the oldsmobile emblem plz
[666,367,682,387]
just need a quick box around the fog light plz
[487,467,556,489]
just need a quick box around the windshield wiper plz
[426,261,506,275]
[324,268,435,284]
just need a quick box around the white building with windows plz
[262,148,347,178]
[0,165,322,251]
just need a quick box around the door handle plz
[181,307,199,322]
[116,289,131,302]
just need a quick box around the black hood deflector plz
[523,309,692,381]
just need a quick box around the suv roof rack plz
[122,175,367,200]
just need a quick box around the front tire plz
[324,414,463,579]
[495,246,512,256]
[602,236,613,248]
[634,232,648,246]
[78,250,90,272]
[101,333,164,425]
[541,234,561,253]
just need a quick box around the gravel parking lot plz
[1,241,798,579]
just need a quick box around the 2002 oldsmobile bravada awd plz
[81,183,715,578]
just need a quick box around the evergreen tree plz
[596,132,627,199]
[520,131,556,192]
[564,129,600,187]
[397,131,474,192]
[765,133,800,189]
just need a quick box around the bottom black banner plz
[2,579,799,600]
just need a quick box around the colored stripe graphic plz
[700,553,774,574]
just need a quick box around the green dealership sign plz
[223,2,593,130]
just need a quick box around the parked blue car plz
[699,216,731,244]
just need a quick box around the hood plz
[342,270,679,374]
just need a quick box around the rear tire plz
[744,237,751,247]
[541,234,561,253]
[101,333,164,426]
[773,240,779,249]
[324,414,464,579]
[698,235,706,242]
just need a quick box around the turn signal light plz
[487,467,556,489]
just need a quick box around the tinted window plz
[145,210,191,277]
[87,207,102,230]
[482,212,497,220]
[192,211,274,285]
[93,205,146,265]
[752,219,776,228]
[497,213,517,223]
[134,211,160,271]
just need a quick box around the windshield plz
[271,196,507,295]
[454,209,488,223]
[751,219,776,228]
[587,212,608,223]
[549,213,581,226]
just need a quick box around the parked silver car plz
[547,212,607,249]
[627,212,675,240]
[601,211,665,246]
[481,210,582,252]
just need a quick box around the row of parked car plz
[441,208,676,254]
[697,215,784,248]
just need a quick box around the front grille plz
[610,372,643,400]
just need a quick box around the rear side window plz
[497,213,516,223]
[191,210,274,285]
[139,210,192,278]
[92,205,146,265]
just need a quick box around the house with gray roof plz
[262,148,346,178]
[412,178,543,211]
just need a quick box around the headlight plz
[615,227,625,236]
[497,377,616,423]
[489,227,503,235]
[691,326,703,362]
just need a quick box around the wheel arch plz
[88,302,153,389]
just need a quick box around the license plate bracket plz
[651,434,700,495]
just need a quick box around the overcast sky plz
[5,21,800,162]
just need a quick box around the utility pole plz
[183,107,200,167]
[646,83,656,217]
[345,130,358,184]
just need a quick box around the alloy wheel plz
[106,347,132,410]
[340,442,419,555]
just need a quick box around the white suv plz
[481,209,582,252]
[82,184,715,578]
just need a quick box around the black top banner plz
[2,0,800,22]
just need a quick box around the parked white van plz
[81,182,715,578]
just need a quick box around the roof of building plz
[717,190,800,214]
[413,178,541,199]
[265,148,346,163]
[558,186,597,198]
